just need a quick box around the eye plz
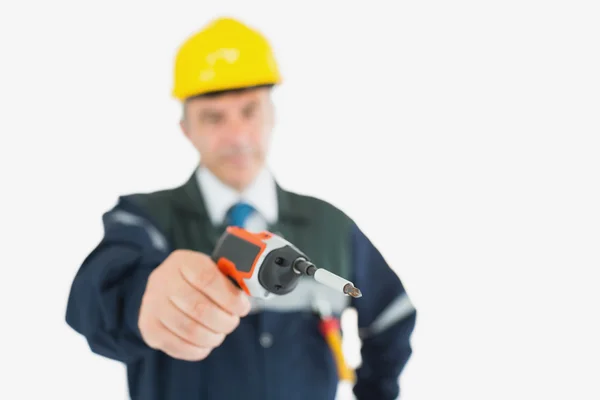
[203,113,223,124]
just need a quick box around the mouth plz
[222,152,254,167]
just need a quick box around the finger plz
[146,320,211,362]
[169,280,241,334]
[179,257,251,317]
[159,298,226,349]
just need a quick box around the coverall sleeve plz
[350,223,417,400]
[65,196,171,364]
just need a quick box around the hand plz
[138,249,251,361]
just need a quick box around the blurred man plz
[65,16,416,400]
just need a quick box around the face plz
[180,87,275,191]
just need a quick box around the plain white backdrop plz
[1,1,599,399]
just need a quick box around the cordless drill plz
[211,226,362,300]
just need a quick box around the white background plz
[1,1,599,399]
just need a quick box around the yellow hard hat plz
[172,17,282,101]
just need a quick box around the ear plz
[267,97,276,129]
[179,101,190,138]
[179,117,192,140]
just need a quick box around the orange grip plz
[216,257,251,296]
[212,227,272,297]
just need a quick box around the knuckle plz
[214,333,226,347]
[145,333,163,350]
[196,265,219,289]
[197,330,215,348]
[139,319,157,345]
[137,312,148,330]
[146,269,161,287]
[193,329,223,349]
[168,249,192,267]
[171,248,190,258]
[205,329,224,346]
[177,317,197,338]
[225,296,243,315]
[194,347,211,360]
[225,315,240,334]
[192,299,210,322]
[164,347,184,360]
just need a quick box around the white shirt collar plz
[196,165,278,226]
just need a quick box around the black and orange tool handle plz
[211,226,271,297]
[215,257,249,294]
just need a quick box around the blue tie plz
[226,202,255,228]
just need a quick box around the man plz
[65,16,416,400]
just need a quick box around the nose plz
[224,117,251,145]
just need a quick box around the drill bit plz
[293,258,363,298]
[343,283,362,298]
[313,268,363,298]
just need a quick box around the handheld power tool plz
[211,226,362,300]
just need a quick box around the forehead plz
[186,87,270,112]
